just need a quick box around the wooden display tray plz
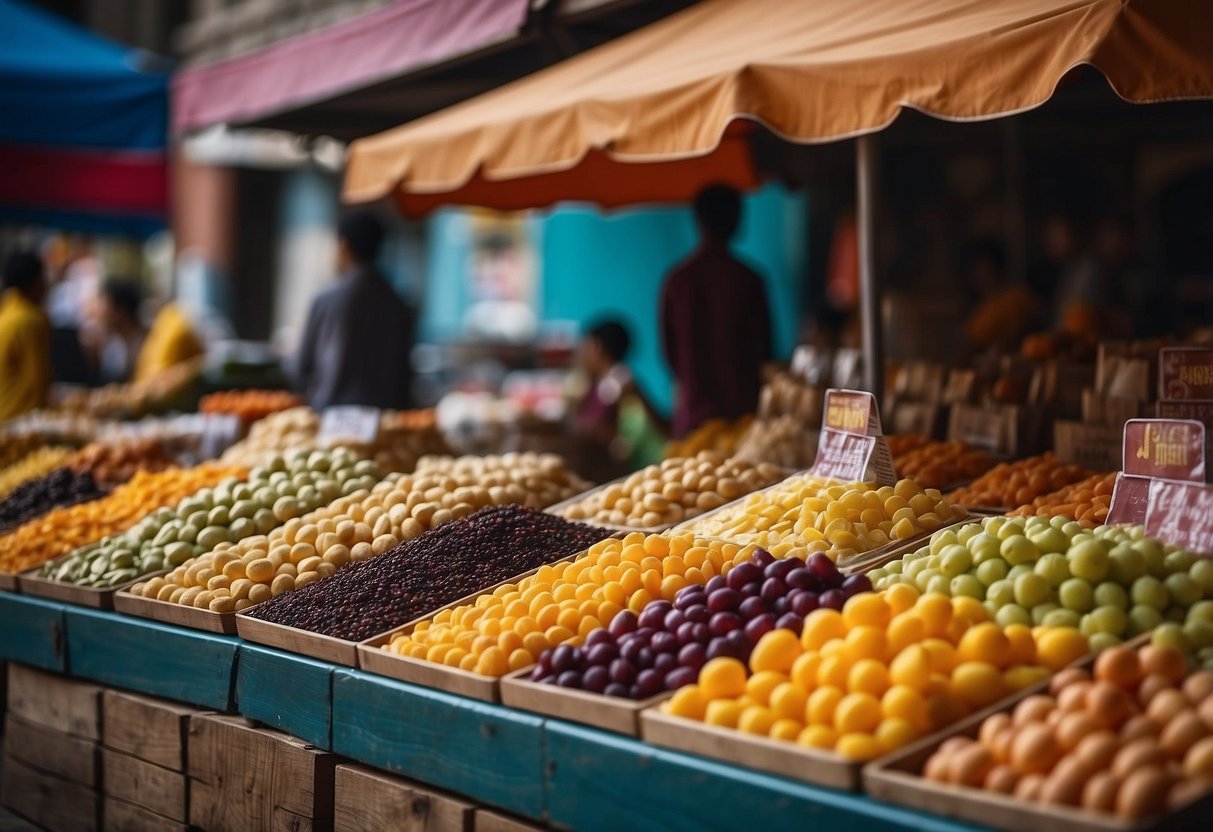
[235,613,360,666]
[546,468,797,535]
[356,547,606,702]
[958,504,1011,516]
[674,473,977,573]
[499,667,672,736]
[113,589,247,635]
[0,572,17,591]
[640,630,1119,795]
[865,717,1211,832]
[865,660,1201,829]
[18,561,165,610]
[641,708,865,791]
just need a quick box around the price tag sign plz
[1107,419,1207,526]
[200,414,241,460]
[319,406,381,446]
[1121,419,1206,482]
[1159,348,1213,401]
[1144,479,1213,555]
[809,389,896,484]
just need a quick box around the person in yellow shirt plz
[0,251,52,421]
[133,301,204,384]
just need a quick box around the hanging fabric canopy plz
[0,0,169,235]
[344,0,1213,217]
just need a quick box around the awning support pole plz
[856,134,883,405]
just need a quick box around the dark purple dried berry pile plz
[529,550,869,698]
[0,468,106,532]
[247,504,610,641]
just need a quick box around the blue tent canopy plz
[0,0,169,235]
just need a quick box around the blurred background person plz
[85,277,146,383]
[661,184,772,438]
[0,250,52,419]
[571,319,665,479]
[294,211,417,410]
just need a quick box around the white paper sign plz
[319,406,381,446]
[808,389,896,485]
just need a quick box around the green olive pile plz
[41,448,380,588]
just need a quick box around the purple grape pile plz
[529,550,872,698]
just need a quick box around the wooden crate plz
[102,748,187,823]
[1,754,99,832]
[333,763,475,832]
[18,563,165,610]
[0,572,16,591]
[499,668,670,736]
[236,613,360,666]
[640,709,863,791]
[474,810,545,832]
[4,713,99,787]
[102,689,195,772]
[113,589,244,634]
[864,703,1211,832]
[7,663,101,739]
[103,795,188,832]
[188,713,336,832]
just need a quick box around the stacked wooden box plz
[101,690,196,831]
[1,664,102,832]
[188,713,337,831]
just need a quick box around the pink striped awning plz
[172,0,530,135]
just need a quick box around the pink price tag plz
[1158,347,1213,401]
[811,430,877,482]
[809,389,896,485]
[1105,473,1152,526]
[1144,480,1213,555]
[1121,419,1206,483]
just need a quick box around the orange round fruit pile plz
[890,438,995,491]
[922,643,1213,819]
[663,585,1082,760]
[1008,472,1117,528]
[386,533,759,676]
[947,453,1093,509]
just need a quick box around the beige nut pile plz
[556,452,784,529]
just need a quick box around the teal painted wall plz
[420,184,806,415]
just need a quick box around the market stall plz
[2,1,1213,831]
[342,0,1213,398]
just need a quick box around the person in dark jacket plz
[294,211,417,410]
[660,184,772,438]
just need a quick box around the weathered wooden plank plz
[0,592,66,671]
[188,713,336,832]
[102,689,195,771]
[103,795,188,832]
[542,720,983,832]
[1,754,98,832]
[101,748,187,822]
[4,713,99,787]
[237,642,333,749]
[330,670,544,820]
[474,810,545,832]
[65,607,238,710]
[7,662,101,739]
[334,763,475,832]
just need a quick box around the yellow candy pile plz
[387,532,759,676]
[664,586,1090,760]
[690,476,967,561]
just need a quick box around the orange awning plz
[344,0,1213,216]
